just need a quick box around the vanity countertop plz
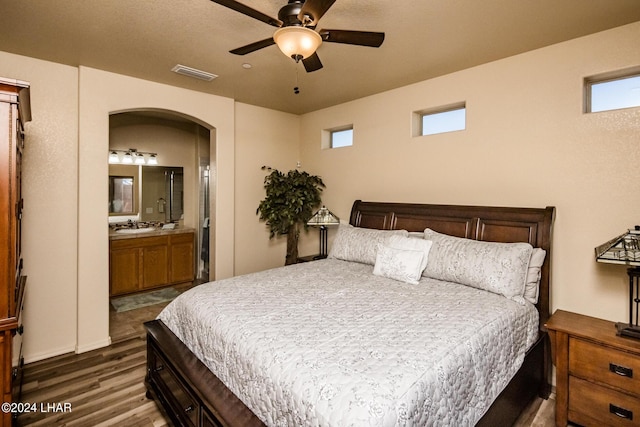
[109,227,195,241]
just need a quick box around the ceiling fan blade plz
[230,37,276,55]
[302,52,323,72]
[297,0,336,26]
[210,0,282,27]
[319,29,385,47]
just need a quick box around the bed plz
[144,200,555,427]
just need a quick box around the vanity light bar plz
[108,149,159,165]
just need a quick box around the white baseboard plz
[75,336,112,354]
[23,345,77,365]
[23,336,113,364]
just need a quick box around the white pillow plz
[328,224,408,265]
[373,244,425,285]
[423,228,533,302]
[524,248,546,304]
[388,234,433,275]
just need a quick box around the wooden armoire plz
[0,78,30,426]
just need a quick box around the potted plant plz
[257,166,325,265]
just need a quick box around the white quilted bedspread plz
[158,259,539,427]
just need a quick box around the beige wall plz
[299,22,640,324]
[0,53,299,362]
[0,53,240,361]
[0,21,639,363]
[234,102,301,275]
[0,52,80,361]
[77,67,236,353]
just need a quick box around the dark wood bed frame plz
[145,200,555,427]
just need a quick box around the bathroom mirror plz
[108,165,184,221]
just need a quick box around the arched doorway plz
[76,68,235,355]
[107,110,214,339]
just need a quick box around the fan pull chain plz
[294,67,300,95]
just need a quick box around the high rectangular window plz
[330,127,353,148]
[415,104,466,137]
[422,107,466,136]
[586,72,640,113]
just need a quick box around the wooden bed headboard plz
[349,200,556,327]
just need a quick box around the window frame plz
[413,102,466,137]
[323,125,354,149]
[584,69,640,113]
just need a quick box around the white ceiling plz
[1,0,639,114]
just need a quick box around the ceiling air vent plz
[171,64,218,81]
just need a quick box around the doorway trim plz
[77,66,235,353]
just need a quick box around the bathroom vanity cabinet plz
[0,78,30,426]
[109,229,195,296]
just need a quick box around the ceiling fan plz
[210,0,385,72]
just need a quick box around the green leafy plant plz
[257,166,325,265]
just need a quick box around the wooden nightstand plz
[546,310,640,427]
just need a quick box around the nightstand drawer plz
[570,337,640,395]
[569,376,640,427]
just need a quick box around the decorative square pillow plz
[524,248,546,304]
[328,224,409,265]
[423,228,533,302]
[388,234,433,275]
[373,244,425,285]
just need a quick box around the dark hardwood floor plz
[17,284,555,426]
[17,283,198,427]
[18,334,166,426]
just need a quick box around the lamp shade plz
[595,227,640,339]
[273,26,322,60]
[134,153,146,165]
[595,228,640,266]
[121,152,133,164]
[307,206,340,226]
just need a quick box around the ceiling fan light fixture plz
[273,26,322,61]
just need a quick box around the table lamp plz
[595,226,640,339]
[306,206,340,259]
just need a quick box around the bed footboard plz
[144,319,264,427]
